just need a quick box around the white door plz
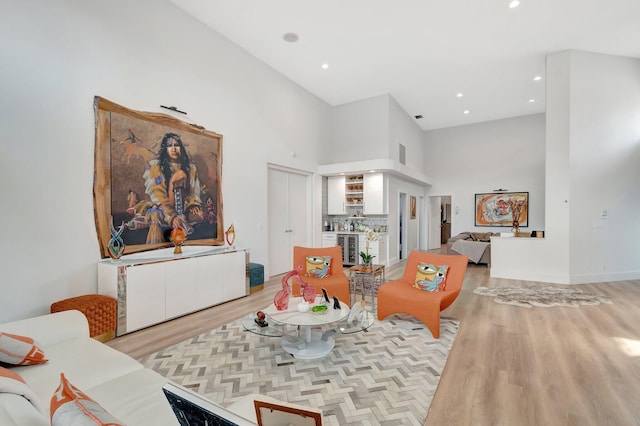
[428,196,442,249]
[268,167,309,276]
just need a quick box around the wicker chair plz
[377,251,468,338]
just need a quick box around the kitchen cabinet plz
[327,176,346,215]
[328,173,386,217]
[322,232,337,248]
[363,172,387,214]
[345,175,364,216]
[98,248,248,336]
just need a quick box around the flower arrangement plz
[359,227,379,265]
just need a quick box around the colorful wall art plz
[474,192,529,227]
[93,97,224,258]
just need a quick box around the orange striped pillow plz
[50,373,124,426]
[0,366,45,412]
[0,332,48,365]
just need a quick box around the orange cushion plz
[0,332,48,365]
[305,255,332,278]
[50,373,124,426]
[414,263,449,292]
[0,366,44,412]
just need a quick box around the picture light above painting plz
[93,96,224,258]
[474,192,529,227]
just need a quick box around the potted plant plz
[359,227,379,267]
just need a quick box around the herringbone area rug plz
[139,314,459,426]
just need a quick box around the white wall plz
[0,0,333,322]
[330,94,427,169]
[331,95,390,161]
[568,51,640,281]
[388,96,425,171]
[492,50,640,284]
[424,114,546,236]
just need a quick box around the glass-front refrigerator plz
[337,234,359,266]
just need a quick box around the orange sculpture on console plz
[170,227,187,254]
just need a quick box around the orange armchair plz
[377,251,468,338]
[292,246,351,306]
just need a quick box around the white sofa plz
[1,310,180,425]
[0,310,322,425]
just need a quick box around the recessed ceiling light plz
[464,110,470,114]
[533,75,542,81]
[509,0,520,8]
[283,32,299,43]
[456,93,463,98]
[529,99,536,103]
[321,63,329,69]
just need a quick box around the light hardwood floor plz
[107,249,640,426]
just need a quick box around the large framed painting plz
[93,96,223,258]
[474,192,529,227]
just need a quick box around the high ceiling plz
[170,0,640,131]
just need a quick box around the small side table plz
[349,264,385,309]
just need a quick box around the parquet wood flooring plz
[107,248,640,425]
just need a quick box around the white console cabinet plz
[98,247,248,336]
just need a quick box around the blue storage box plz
[248,262,264,293]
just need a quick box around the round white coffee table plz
[263,296,349,359]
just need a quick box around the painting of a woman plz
[143,132,204,233]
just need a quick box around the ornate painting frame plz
[474,192,529,227]
[254,400,322,426]
[93,96,224,258]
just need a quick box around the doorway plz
[427,195,452,249]
[428,196,441,249]
[268,166,310,276]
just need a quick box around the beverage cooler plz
[337,234,359,266]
